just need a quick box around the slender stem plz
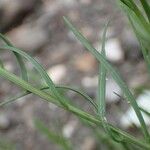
[64,16,150,142]
[139,0,150,22]
[0,67,150,149]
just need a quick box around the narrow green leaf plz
[139,0,150,22]
[118,0,150,74]
[0,66,149,149]
[63,16,150,142]
[97,21,126,143]
[0,46,69,108]
[97,22,108,116]
[127,14,150,74]
[97,21,115,141]
[0,85,98,111]
[0,33,28,81]
[119,0,150,36]
[57,85,98,111]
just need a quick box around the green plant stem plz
[0,67,150,149]
[139,0,150,22]
[0,33,28,81]
[0,85,98,111]
[63,17,150,142]
[127,15,150,75]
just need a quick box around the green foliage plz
[118,0,150,74]
[34,120,72,150]
[63,16,150,142]
[0,1,150,149]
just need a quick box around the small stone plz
[4,61,14,72]
[7,24,48,51]
[47,64,67,84]
[0,113,10,130]
[81,27,93,39]
[105,38,124,63]
[74,52,97,73]
[120,90,150,128]
[62,120,78,138]
[81,76,98,88]
[105,77,122,103]
[48,103,58,111]
[81,137,96,150]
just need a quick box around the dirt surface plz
[0,0,149,150]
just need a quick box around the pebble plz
[104,38,124,63]
[74,52,97,73]
[105,77,122,103]
[80,137,96,150]
[81,76,98,88]
[0,113,10,130]
[47,64,67,84]
[120,90,150,128]
[62,120,78,138]
[4,61,14,72]
[7,24,48,51]
[48,103,58,111]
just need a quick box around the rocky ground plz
[0,0,149,150]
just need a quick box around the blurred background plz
[0,0,149,149]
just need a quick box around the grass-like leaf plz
[0,33,28,81]
[96,21,128,148]
[0,66,149,149]
[97,21,114,140]
[63,16,150,142]
[139,0,150,22]
[0,85,98,111]
[118,0,150,74]
[0,13,150,148]
[97,22,108,116]
[0,45,69,109]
